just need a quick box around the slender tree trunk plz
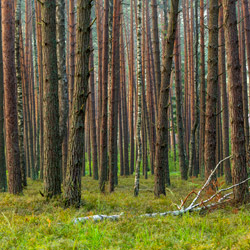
[154,0,179,196]
[239,2,249,150]
[32,0,40,180]
[64,0,92,207]
[222,0,249,203]
[182,0,189,157]
[204,0,219,181]
[2,0,22,194]
[118,88,124,177]
[109,0,120,192]
[35,0,44,179]
[25,0,35,179]
[219,3,232,183]
[15,0,27,187]
[129,0,135,175]
[145,1,156,175]
[134,0,142,197]
[42,0,61,198]
[89,32,98,180]
[20,15,31,181]
[189,0,200,177]
[29,18,37,179]
[68,0,75,114]
[151,0,161,100]
[170,90,177,165]
[241,0,250,89]
[0,0,7,192]
[199,0,206,178]
[87,107,92,177]
[57,0,69,183]
[174,23,187,180]
[120,18,130,177]
[99,0,109,191]
[96,0,103,167]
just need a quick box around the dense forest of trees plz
[0,0,250,207]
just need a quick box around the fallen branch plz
[73,155,250,224]
[73,213,124,224]
[178,190,198,210]
[187,155,232,209]
[191,177,250,209]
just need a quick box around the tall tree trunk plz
[64,0,92,207]
[2,0,22,194]
[29,14,37,179]
[129,0,135,175]
[68,0,75,114]
[151,0,161,100]
[99,0,109,191]
[32,0,40,180]
[35,0,44,180]
[222,0,249,202]
[118,88,124,177]
[193,0,200,177]
[241,0,250,90]
[89,32,98,180]
[15,0,27,187]
[0,0,7,192]
[87,106,92,177]
[154,0,179,196]
[239,2,249,150]
[189,0,200,177]
[109,0,120,192]
[134,0,142,197]
[182,0,190,157]
[57,0,69,183]
[42,0,61,198]
[218,2,232,183]
[120,18,130,177]
[199,0,206,178]
[20,15,31,181]
[174,22,187,180]
[145,0,156,175]
[96,0,103,168]
[204,0,219,181]
[25,0,35,179]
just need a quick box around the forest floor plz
[1,173,250,249]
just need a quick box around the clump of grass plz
[0,176,250,249]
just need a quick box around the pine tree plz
[64,0,92,207]
[42,0,61,198]
[154,0,179,197]
[2,0,22,194]
[0,0,7,192]
[204,0,219,181]
[222,0,249,202]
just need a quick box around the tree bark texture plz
[218,1,232,184]
[56,0,69,183]
[0,0,7,192]
[222,0,249,203]
[174,24,187,180]
[204,0,219,181]
[99,0,109,191]
[134,0,142,197]
[109,0,120,192]
[2,0,22,194]
[154,0,179,197]
[64,0,92,207]
[42,0,61,198]
[15,0,27,187]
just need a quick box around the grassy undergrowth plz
[0,175,250,249]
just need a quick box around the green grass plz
[0,175,250,249]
